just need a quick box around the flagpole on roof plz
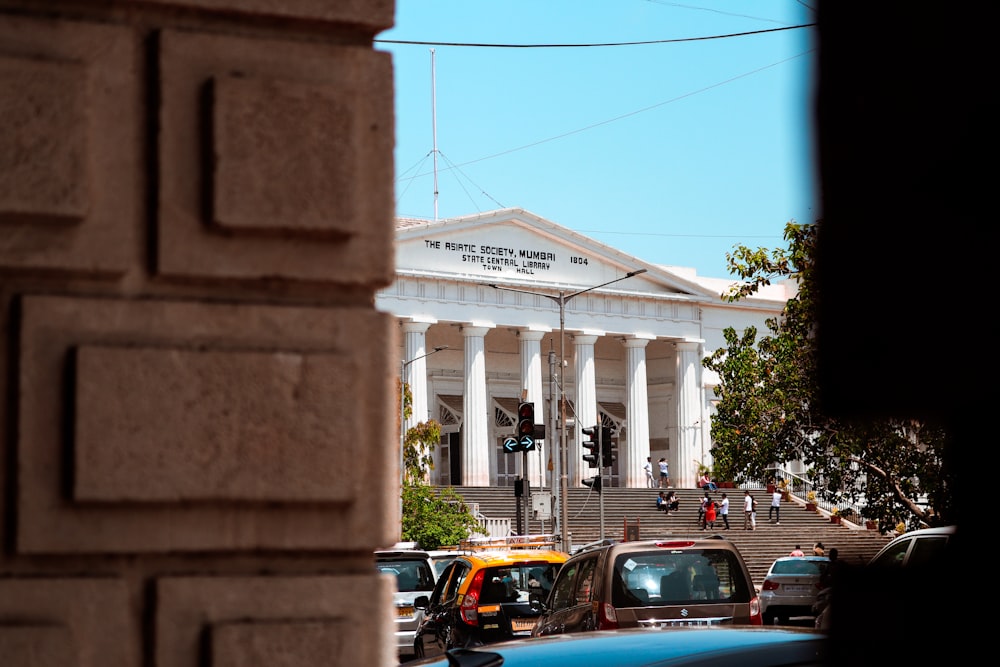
[431,48,439,222]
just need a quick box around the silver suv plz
[375,545,438,660]
[531,535,761,635]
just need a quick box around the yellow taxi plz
[412,535,568,659]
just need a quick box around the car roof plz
[869,525,957,563]
[460,549,569,566]
[375,548,432,559]
[581,535,743,555]
[409,626,825,666]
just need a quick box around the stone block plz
[0,16,138,275]
[0,578,138,666]
[74,345,360,502]
[157,29,394,285]
[17,294,397,554]
[155,574,392,667]
[210,619,346,667]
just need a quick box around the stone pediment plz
[396,208,717,298]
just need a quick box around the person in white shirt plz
[743,491,754,530]
[769,489,782,524]
[658,458,670,488]
[719,492,731,529]
[643,457,655,488]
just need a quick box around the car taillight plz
[761,580,780,591]
[597,602,619,630]
[749,595,763,625]
[460,569,487,626]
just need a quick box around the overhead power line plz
[376,23,814,49]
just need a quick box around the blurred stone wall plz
[0,1,399,665]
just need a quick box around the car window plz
[612,549,750,606]
[377,558,435,592]
[906,535,950,567]
[574,557,597,604]
[549,558,586,611]
[771,560,827,576]
[479,564,561,604]
[870,538,913,568]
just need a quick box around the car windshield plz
[479,563,560,603]
[770,559,828,576]
[377,558,436,592]
[611,549,751,607]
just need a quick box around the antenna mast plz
[430,48,439,221]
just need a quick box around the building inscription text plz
[422,239,589,275]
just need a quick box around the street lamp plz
[400,344,449,537]
[489,268,647,551]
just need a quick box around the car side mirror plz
[414,595,429,609]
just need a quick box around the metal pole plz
[548,349,558,540]
[558,292,570,553]
[598,426,605,542]
[487,269,647,552]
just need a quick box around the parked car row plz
[384,532,875,665]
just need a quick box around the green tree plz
[399,380,482,548]
[703,221,952,531]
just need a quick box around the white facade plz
[377,209,791,493]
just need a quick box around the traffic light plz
[582,475,602,493]
[581,425,599,468]
[600,426,615,464]
[516,401,536,451]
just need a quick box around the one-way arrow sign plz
[503,437,519,453]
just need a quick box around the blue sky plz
[376,1,818,279]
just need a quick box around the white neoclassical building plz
[376,208,792,494]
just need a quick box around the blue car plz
[408,625,827,667]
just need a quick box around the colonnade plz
[400,321,707,490]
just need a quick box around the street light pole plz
[400,345,449,539]
[489,268,647,552]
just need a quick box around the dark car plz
[408,625,827,667]
[413,537,568,659]
[532,536,761,636]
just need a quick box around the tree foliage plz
[703,222,952,531]
[399,380,482,549]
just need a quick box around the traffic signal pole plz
[488,268,647,553]
[598,427,605,542]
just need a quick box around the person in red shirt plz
[789,545,805,556]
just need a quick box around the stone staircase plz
[444,485,893,586]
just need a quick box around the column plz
[518,329,547,490]
[402,321,433,432]
[572,334,599,487]
[623,337,652,489]
[676,340,704,490]
[461,325,492,487]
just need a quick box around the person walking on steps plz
[743,491,754,530]
[698,491,711,528]
[769,487,782,524]
[790,545,805,556]
[644,457,656,489]
[719,492,731,529]
[703,497,717,530]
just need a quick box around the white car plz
[375,546,438,660]
[758,556,829,626]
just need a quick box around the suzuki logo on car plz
[680,608,689,617]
